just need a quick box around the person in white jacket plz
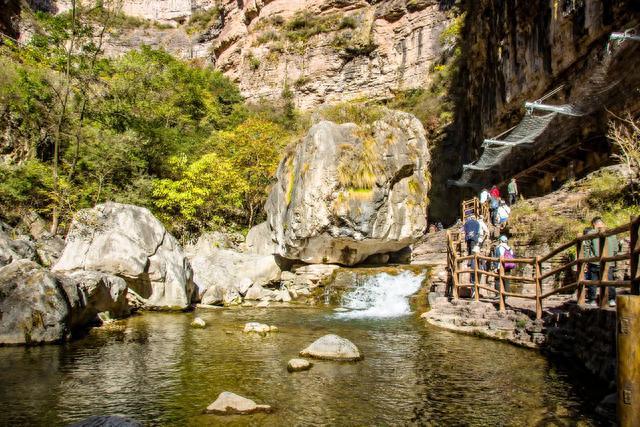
[497,200,511,226]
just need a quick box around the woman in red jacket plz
[489,185,500,199]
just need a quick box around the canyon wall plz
[50,0,453,110]
[429,0,640,222]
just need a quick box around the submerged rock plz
[0,260,70,345]
[287,358,312,372]
[243,322,271,334]
[300,334,363,361]
[266,108,430,266]
[67,415,142,426]
[205,391,272,415]
[191,317,206,328]
[53,202,195,310]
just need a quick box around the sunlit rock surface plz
[300,334,363,361]
[53,202,195,310]
[266,108,429,265]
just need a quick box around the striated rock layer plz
[266,108,430,265]
[49,0,451,110]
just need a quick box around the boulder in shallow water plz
[243,322,271,333]
[265,108,430,265]
[67,415,142,426]
[185,243,281,302]
[56,270,129,329]
[300,334,363,361]
[205,391,272,415]
[287,358,312,372]
[53,203,195,310]
[0,260,70,345]
[191,317,206,328]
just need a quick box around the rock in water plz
[0,260,71,345]
[191,317,206,328]
[205,391,272,415]
[266,108,430,266]
[53,202,195,310]
[185,236,281,303]
[300,334,363,361]
[243,322,271,333]
[56,270,130,329]
[67,415,142,426]
[287,358,312,372]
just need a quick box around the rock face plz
[266,108,429,265]
[244,222,276,255]
[205,391,272,415]
[0,260,71,345]
[0,230,37,267]
[300,334,363,361]
[47,0,450,110]
[185,233,281,304]
[52,202,195,310]
[57,270,130,330]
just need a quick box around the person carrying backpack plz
[497,200,511,226]
[464,214,481,289]
[495,235,515,297]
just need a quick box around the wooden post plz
[535,256,542,320]
[631,216,639,295]
[474,254,479,302]
[452,256,460,300]
[617,295,640,426]
[599,234,609,308]
[576,239,586,305]
[498,258,505,312]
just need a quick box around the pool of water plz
[0,273,601,426]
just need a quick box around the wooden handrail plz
[447,198,640,319]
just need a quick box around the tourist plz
[489,196,500,226]
[479,188,490,204]
[583,217,618,307]
[497,200,511,226]
[489,185,500,199]
[436,222,444,231]
[507,178,518,206]
[495,235,516,296]
[464,214,480,289]
[478,216,490,250]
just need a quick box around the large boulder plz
[266,108,430,266]
[300,334,363,361]
[0,260,71,345]
[186,234,281,303]
[53,203,195,310]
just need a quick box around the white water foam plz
[334,271,424,319]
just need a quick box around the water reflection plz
[0,309,600,426]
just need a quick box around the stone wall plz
[544,303,617,387]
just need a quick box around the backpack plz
[490,198,499,209]
[503,247,516,270]
[464,218,480,242]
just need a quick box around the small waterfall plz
[334,271,424,319]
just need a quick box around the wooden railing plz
[448,208,640,319]
[460,197,490,224]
